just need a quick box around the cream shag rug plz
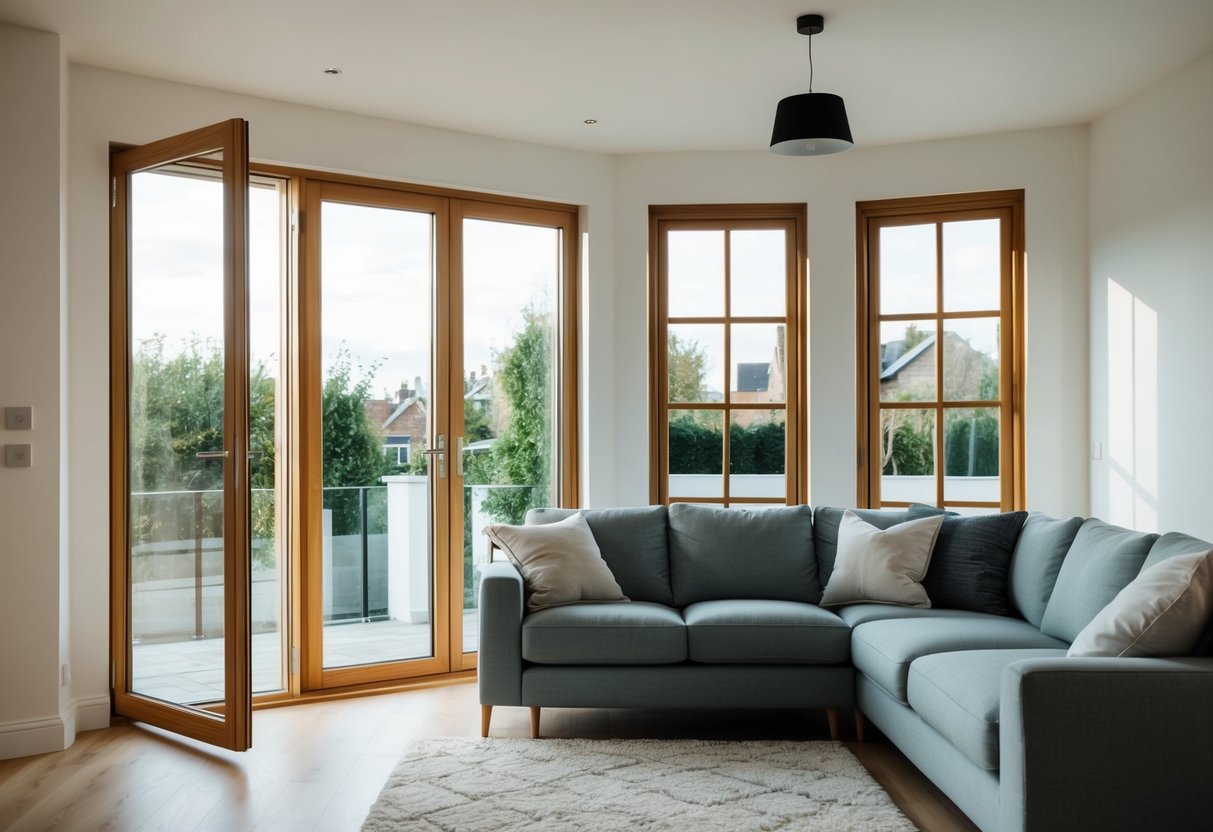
[362,737,918,831]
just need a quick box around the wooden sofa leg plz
[530,707,541,738]
[480,705,492,738]
[826,708,841,741]
[855,709,867,742]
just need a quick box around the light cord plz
[808,28,814,92]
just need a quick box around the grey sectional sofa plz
[477,503,1213,832]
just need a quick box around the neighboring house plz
[732,325,786,427]
[365,380,427,466]
[879,332,990,402]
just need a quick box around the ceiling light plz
[769,14,854,156]
[323,67,342,75]
[584,119,598,125]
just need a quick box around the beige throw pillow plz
[1068,550,1213,657]
[484,513,627,613]
[820,511,945,608]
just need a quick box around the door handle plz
[196,450,230,459]
[455,436,465,478]
[421,434,446,478]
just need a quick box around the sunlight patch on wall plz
[1106,277,1158,532]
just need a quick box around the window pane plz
[943,318,999,401]
[668,324,724,404]
[128,165,227,706]
[944,219,1000,312]
[320,201,434,669]
[944,407,1000,502]
[880,408,936,504]
[668,230,724,317]
[880,224,936,315]
[731,324,786,403]
[669,409,723,498]
[730,229,786,317]
[879,320,936,402]
[729,411,785,498]
[461,217,561,654]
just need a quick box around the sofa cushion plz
[908,648,1067,771]
[522,602,686,664]
[683,599,851,665]
[852,615,1068,702]
[486,513,627,613]
[836,604,1001,628]
[527,506,674,606]
[1068,549,1213,657]
[907,506,1028,616]
[812,506,913,588]
[1008,513,1083,628]
[820,512,944,609]
[1144,532,1213,655]
[1040,519,1159,643]
[668,503,819,606]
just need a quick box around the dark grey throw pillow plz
[907,506,1029,616]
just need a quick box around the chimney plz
[397,383,409,403]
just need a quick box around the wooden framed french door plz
[298,183,578,688]
[110,119,255,750]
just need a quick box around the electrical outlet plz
[4,406,31,430]
[4,444,31,467]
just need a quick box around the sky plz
[130,169,558,403]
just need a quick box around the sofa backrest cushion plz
[1008,512,1083,627]
[525,506,675,606]
[668,503,818,605]
[812,506,914,589]
[907,506,1029,616]
[1144,532,1213,656]
[1039,519,1159,643]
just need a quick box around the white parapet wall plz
[384,476,431,623]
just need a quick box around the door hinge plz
[111,177,117,209]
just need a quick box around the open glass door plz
[110,119,253,750]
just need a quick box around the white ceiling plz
[2,0,1211,154]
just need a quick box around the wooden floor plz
[0,680,978,832]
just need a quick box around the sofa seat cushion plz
[852,616,1068,702]
[907,648,1066,771]
[683,600,851,665]
[836,604,999,629]
[522,602,686,665]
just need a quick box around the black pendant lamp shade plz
[770,92,853,156]
[769,14,854,156]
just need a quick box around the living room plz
[1,1,1211,830]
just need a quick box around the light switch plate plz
[5,444,31,467]
[5,407,32,430]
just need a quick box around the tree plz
[321,350,393,536]
[668,332,708,403]
[478,306,553,525]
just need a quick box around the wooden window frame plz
[648,204,808,506]
[855,190,1026,511]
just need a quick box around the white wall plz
[0,23,66,759]
[1089,52,1213,538]
[613,129,1091,513]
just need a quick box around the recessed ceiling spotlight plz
[583,119,598,125]
[323,67,342,75]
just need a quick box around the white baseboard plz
[0,714,65,760]
[0,695,111,761]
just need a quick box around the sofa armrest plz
[1000,656,1213,832]
[478,560,525,706]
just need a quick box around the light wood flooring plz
[0,680,978,832]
